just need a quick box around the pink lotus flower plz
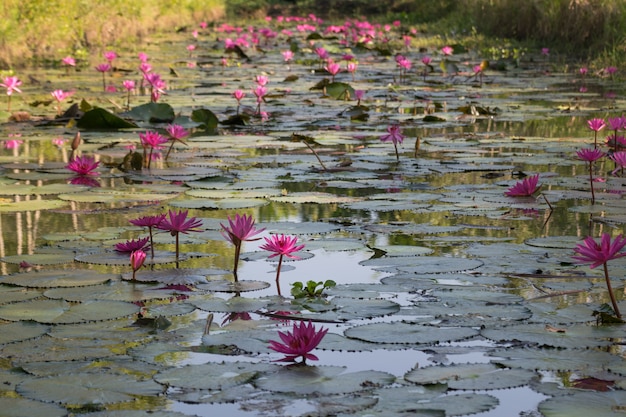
[253,85,268,114]
[577,148,604,203]
[325,61,341,82]
[104,51,117,64]
[129,214,166,258]
[608,116,625,131]
[346,62,357,80]
[165,124,189,159]
[260,234,305,282]
[3,139,23,150]
[282,50,294,62]
[579,67,588,76]
[122,80,135,109]
[269,321,328,364]
[255,75,269,86]
[587,117,606,148]
[573,233,626,318]
[421,56,432,66]
[95,63,111,91]
[157,209,203,236]
[156,209,203,264]
[66,155,100,176]
[233,89,245,103]
[505,174,540,197]
[611,151,626,175]
[380,125,404,162]
[139,130,168,168]
[130,250,146,281]
[115,236,151,253]
[1,76,22,112]
[220,214,265,281]
[62,56,76,67]
[441,46,453,55]
[541,47,550,56]
[51,89,73,115]
[138,52,149,63]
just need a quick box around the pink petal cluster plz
[576,148,605,162]
[66,155,100,176]
[157,209,203,236]
[1,76,22,96]
[115,236,151,253]
[573,233,626,269]
[220,214,265,246]
[380,125,404,145]
[505,174,540,197]
[260,234,305,259]
[269,321,328,363]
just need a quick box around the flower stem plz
[148,227,155,259]
[233,242,241,282]
[588,161,596,204]
[175,233,180,268]
[275,254,284,282]
[603,262,621,318]
[393,142,400,163]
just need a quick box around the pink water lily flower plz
[380,125,404,162]
[611,151,626,176]
[576,148,605,203]
[220,214,265,281]
[66,155,100,176]
[130,250,146,281]
[260,234,305,283]
[269,321,328,364]
[505,174,540,197]
[129,214,166,259]
[139,130,168,168]
[587,117,606,148]
[441,45,453,55]
[156,209,203,265]
[1,76,22,112]
[115,236,151,253]
[165,124,189,159]
[573,233,626,318]
[62,56,76,67]
[325,61,341,82]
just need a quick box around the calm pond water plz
[0,17,625,417]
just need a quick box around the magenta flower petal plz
[66,155,100,176]
[268,321,328,363]
[115,236,151,253]
[505,174,540,197]
[220,214,265,246]
[259,234,305,259]
[573,233,626,269]
[156,210,203,235]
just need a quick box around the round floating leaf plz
[121,268,220,285]
[255,366,395,395]
[525,236,581,249]
[0,321,49,345]
[193,297,270,313]
[539,390,626,417]
[77,107,138,128]
[0,397,67,417]
[76,250,181,266]
[481,323,614,349]
[197,280,270,293]
[17,373,163,405]
[0,270,117,288]
[43,282,181,302]
[1,253,75,265]
[345,322,479,345]
[0,287,42,304]
[1,335,117,362]
[0,299,139,323]
[155,362,277,390]
[270,192,361,204]
[361,256,483,274]
[489,347,625,373]
[72,411,192,417]
[0,199,68,212]
[405,363,536,390]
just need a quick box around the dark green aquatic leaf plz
[155,362,278,390]
[0,270,117,288]
[539,390,626,417]
[126,102,175,123]
[345,321,479,345]
[191,108,219,132]
[325,82,355,100]
[0,299,139,323]
[77,107,137,129]
[0,321,49,345]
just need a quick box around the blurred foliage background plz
[0,0,625,69]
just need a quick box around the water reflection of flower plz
[221,311,252,326]
[3,139,23,149]
[69,176,101,187]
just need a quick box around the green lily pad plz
[0,299,139,323]
[345,321,479,345]
[154,362,278,390]
[539,390,626,417]
[255,365,395,395]
[0,321,49,345]
[17,373,163,405]
[77,107,138,129]
[0,270,117,288]
[405,363,536,390]
[1,252,76,265]
[126,102,175,123]
[0,397,68,417]
[0,199,69,212]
